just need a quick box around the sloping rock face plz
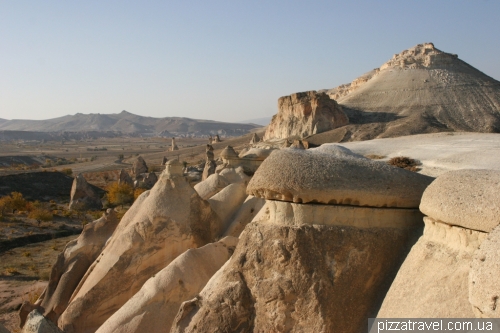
[58,164,221,333]
[132,157,148,178]
[118,169,133,187]
[469,224,500,318]
[95,237,238,333]
[263,91,348,140]
[171,148,428,333]
[313,43,500,143]
[378,169,500,318]
[34,210,119,324]
[68,174,102,211]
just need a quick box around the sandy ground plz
[336,132,500,177]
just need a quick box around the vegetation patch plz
[387,156,420,172]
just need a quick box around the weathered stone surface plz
[222,195,266,237]
[263,91,348,141]
[219,146,240,170]
[161,156,168,166]
[0,322,10,333]
[27,209,120,325]
[118,169,133,187]
[142,172,158,189]
[171,137,179,151]
[218,167,250,185]
[208,182,248,232]
[171,221,419,333]
[132,157,148,178]
[68,174,102,211]
[194,173,230,200]
[310,143,367,159]
[95,237,238,333]
[249,133,260,144]
[22,310,63,333]
[469,224,500,318]
[378,217,486,317]
[237,148,275,174]
[58,166,221,333]
[420,169,500,232]
[19,302,43,329]
[247,149,434,208]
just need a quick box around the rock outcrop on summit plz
[308,43,500,143]
[264,91,348,140]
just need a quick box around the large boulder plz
[68,174,102,211]
[378,169,500,318]
[247,149,434,207]
[263,91,348,141]
[171,148,429,333]
[95,237,238,333]
[132,156,148,178]
[419,169,500,232]
[22,310,63,333]
[238,148,275,174]
[28,210,119,324]
[193,173,230,200]
[58,160,221,333]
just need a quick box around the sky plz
[1,0,499,123]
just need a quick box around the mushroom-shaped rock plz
[95,237,238,333]
[220,146,239,166]
[194,173,230,200]
[171,149,427,333]
[29,210,119,325]
[68,174,102,211]
[247,149,434,207]
[377,169,500,318]
[470,224,500,318]
[420,169,500,232]
[118,169,134,187]
[170,137,179,151]
[132,157,148,178]
[58,166,221,333]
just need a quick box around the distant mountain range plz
[0,111,261,139]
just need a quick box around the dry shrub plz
[0,192,28,214]
[388,156,420,172]
[107,182,134,207]
[28,208,53,222]
[134,188,147,200]
[365,154,386,160]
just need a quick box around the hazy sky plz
[1,1,499,123]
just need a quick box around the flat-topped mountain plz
[0,111,260,138]
[307,43,500,142]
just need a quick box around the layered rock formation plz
[95,237,238,333]
[263,91,348,140]
[378,169,500,317]
[27,210,119,325]
[68,174,102,211]
[310,43,500,144]
[171,148,432,333]
[58,160,221,333]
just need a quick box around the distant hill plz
[238,117,272,126]
[308,43,500,143]
[0,111,260,138]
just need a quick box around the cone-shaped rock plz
[132,157,148,178]
[264,91,348,140]
[68,174,102,211]
[30,210,119,325]
[118,169,133,187]
[58,164,221,333]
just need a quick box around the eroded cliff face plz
[263,91,348,140]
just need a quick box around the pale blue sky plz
[1,1,499,122]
